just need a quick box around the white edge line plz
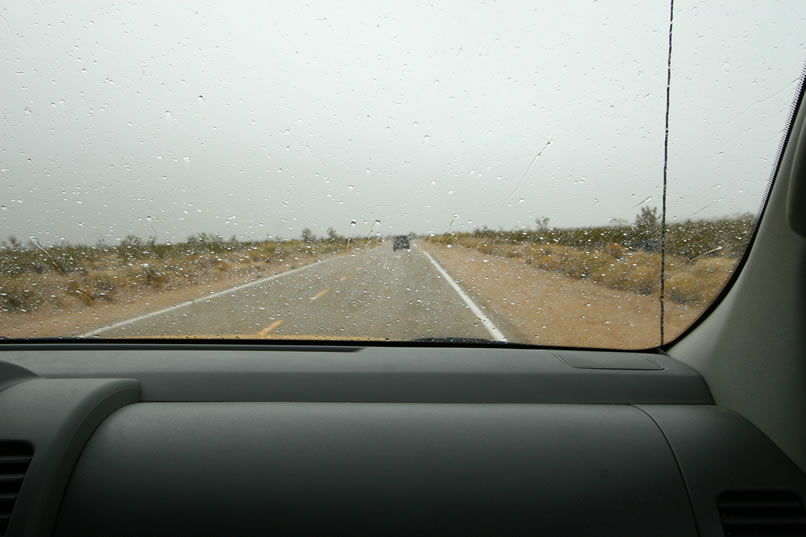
[419,249,508,342]
[81,261,322,337]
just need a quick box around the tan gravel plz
[418,242,701,349]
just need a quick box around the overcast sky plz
[1,1,805,245]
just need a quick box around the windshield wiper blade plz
[410,337,500,345]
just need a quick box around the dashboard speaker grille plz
[718,490,806,537]
[0,441,33,537]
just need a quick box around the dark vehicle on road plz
[393,235,410,250]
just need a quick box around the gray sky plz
[1,0,805,245]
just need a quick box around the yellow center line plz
[257,319,283,336]
[310,288,330,301]
[339,276,348,281]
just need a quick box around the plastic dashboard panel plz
[0,346,709,403]
[0,345,803,537]
[56,402,695,536]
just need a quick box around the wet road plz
[88,243,507,341]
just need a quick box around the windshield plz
[2,1,805,348]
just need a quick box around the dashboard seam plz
[631,404,702,537]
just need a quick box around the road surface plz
[87,243,508,341]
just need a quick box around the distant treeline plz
[450,208,756,260]
[0,230,367,278]
[0,231,379,313]
[424,209,755,304]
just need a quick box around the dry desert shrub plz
[430,234,735,304]
[1,236,377,316]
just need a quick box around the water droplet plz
[423,135,431,143]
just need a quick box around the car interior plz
[0,85,804,536]
[2,6,806,537]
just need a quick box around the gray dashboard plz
[0,345,709,403]
[0,345,803,536]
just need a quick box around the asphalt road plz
[89,243,507,341]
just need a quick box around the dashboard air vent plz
[0,441,33,536]
[718,490,806,537]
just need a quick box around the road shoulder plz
[417,241,697,349]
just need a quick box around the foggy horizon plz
[2,1,805,246]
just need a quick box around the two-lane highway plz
[87,243,507,341]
